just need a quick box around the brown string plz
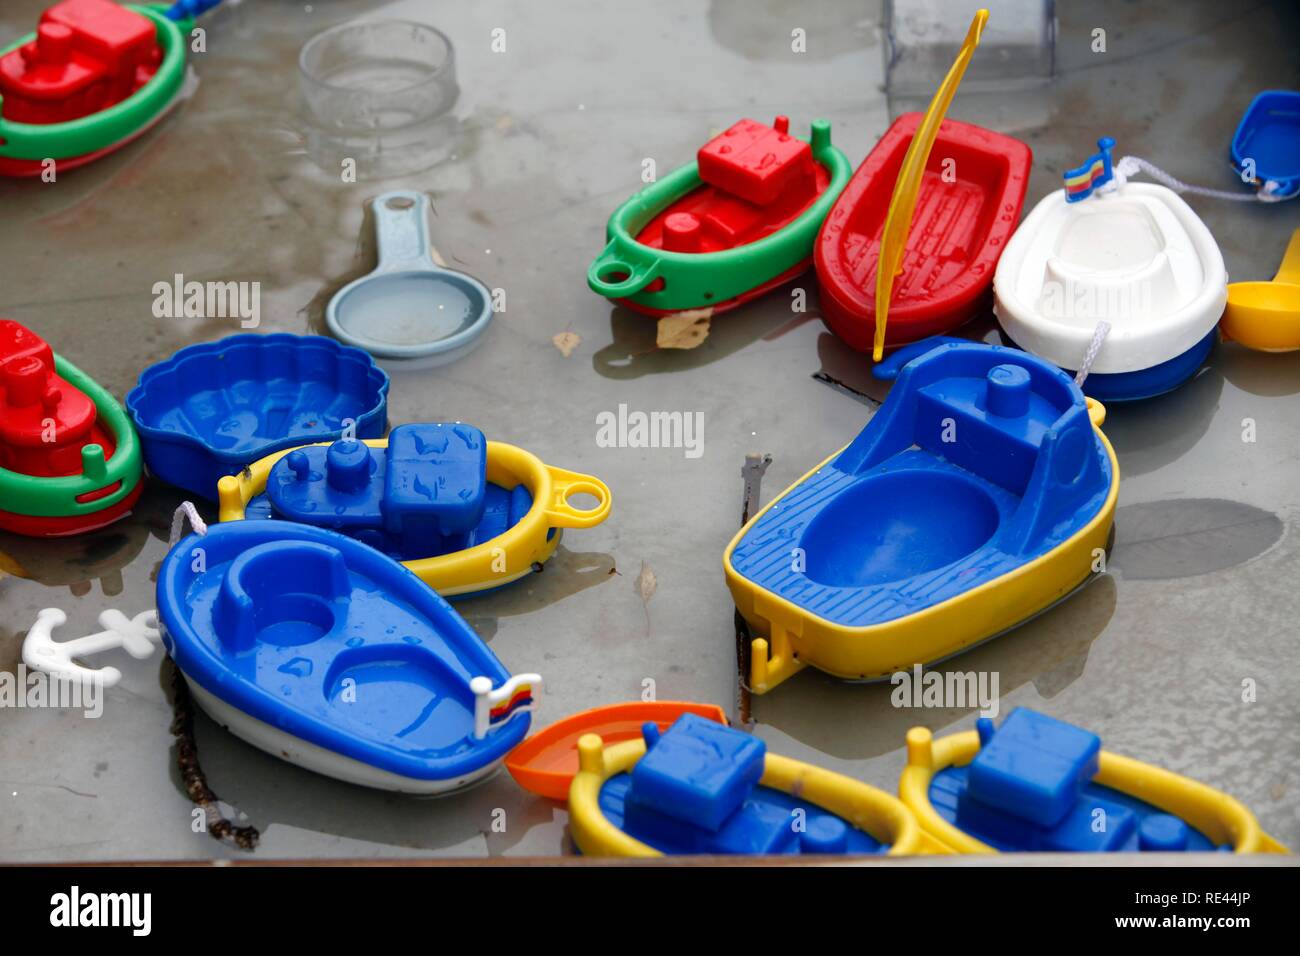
[166,657,260,851]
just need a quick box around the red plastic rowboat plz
[815,113,1031,351]
[505,701,728,800]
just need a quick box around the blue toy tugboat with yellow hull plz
[567,714,947,857]
[900,708,1288,854]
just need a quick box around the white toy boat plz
[994,138,1227,401]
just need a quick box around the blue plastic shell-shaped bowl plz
[126,334,389,500]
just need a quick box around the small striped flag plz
[1064,137,1116,202]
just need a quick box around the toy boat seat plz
[725,342,1117,690]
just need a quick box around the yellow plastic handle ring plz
[545,469,612,529]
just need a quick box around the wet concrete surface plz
[1,0,1298,860]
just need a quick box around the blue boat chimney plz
[642,721,661,749]
[985,364,1031,418]
[976,716,996,746]
[327,439,372,492]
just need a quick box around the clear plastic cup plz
[299,20,459,177]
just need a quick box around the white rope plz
[168,501,208,547]
[1102,155,1289,203]
[1074,321,1112,388]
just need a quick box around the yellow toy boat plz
[217,429,610,597]
[567,713,948,857]
[725,342,1118,693]
[900,708,1288,854]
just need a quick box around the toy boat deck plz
[587,116,851,315]
[994,143,1227,401]
[569,714,942,856]
[157,520,540,793]
[901,708,1288,854]
[816,113,1031,351]
[0,319,142,536]
[725,341,1117,693]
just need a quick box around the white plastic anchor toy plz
[22,607,162,689]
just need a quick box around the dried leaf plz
[656,308,712,350]
[552,331,581,357]
[635,561,657,603]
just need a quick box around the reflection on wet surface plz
[1111,499,1284,581]
[1,0,1298,859]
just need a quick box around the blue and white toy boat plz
[157,520,541,793]
[725,341,1118,693]
[993,138,1227,402]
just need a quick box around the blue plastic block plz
[1039,795,1136,852]
[384,423,488,538]
[625,714,766,832]
[966,707,1100,828]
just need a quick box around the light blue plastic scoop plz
[326,190,492,367]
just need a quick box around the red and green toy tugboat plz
[0,0,223,177]
[588,115,852,316]
[0,320,143,536]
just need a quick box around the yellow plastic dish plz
[724,402,1117,694]
[568,732,952,857]
[1221,229,1300,352]
[217,439,611,596]
[899,726,1289,854]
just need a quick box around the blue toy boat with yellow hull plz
[158,520,541,793]
[216,424,611,598]
[724,341,1118,693]
[900,708,1288,854]
[567,714,947,857]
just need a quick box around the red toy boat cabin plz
[0,0,162,125]
[815,113,1032,351]
[0,320,120,479]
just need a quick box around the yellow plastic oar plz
[872,8,989,361]
[1222,230,1300,352]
